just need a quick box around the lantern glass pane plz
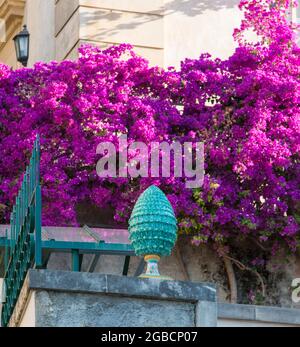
[18,36,28,59]
[14,39,20,60]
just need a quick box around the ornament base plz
[139,254,173,280]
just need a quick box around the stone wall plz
[24,0,55,66]
[44,236,300,309]
[5,269,300,327]
[9,270,217,327]
[218,303,300,327]
[0,222,299,309]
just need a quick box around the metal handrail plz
[1,135,42,327]
[0,135,136,327]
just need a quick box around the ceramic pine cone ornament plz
[128,185,178,279]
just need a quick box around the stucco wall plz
[55,0,242,67]
[55,0,164,66]
[0,0,246,67]
[163,0,242,68]
[24,0,55,66]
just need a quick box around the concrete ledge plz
[9,270,217,327]
[8,270,300,327]
[218,303,300,326]
[27,269,216,302]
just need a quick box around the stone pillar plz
[9,269,217,327]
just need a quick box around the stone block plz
[55,7,80,60]
[255,306,300,325]
[35,291,195,327]
[55,0,79,36]
[196,300,217,327]
[79,6,163,48]
[11,269,217,327]
[218,303,255,321]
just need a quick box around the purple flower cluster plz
[0,0,299,255]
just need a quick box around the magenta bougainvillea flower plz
[0,0,299,255]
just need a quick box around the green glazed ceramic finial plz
[128,185,178,279]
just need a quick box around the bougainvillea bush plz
[0,0,299,261]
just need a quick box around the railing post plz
[4,229,9,270]
[71,250,80,272]
[34,135,42,268]
[35,184,42,268]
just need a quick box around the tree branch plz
[223,256,238,303]
[175,243,190,281]
[223,255,266,298]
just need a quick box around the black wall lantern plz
[13,25,30,67]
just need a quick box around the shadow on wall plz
[79,0,240,44]
[164,0,239,17]
[80,10,162,44]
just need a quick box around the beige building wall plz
[0,32,19,68]
[0,0,26,69]
[0,0,244,68]
[0,0,55,68]
[55,0,164,66]
[55,0,242,68]
[24,0,55,66]
[163,0,242,68]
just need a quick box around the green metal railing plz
[1,135,42,327]
[0,135,136,327]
